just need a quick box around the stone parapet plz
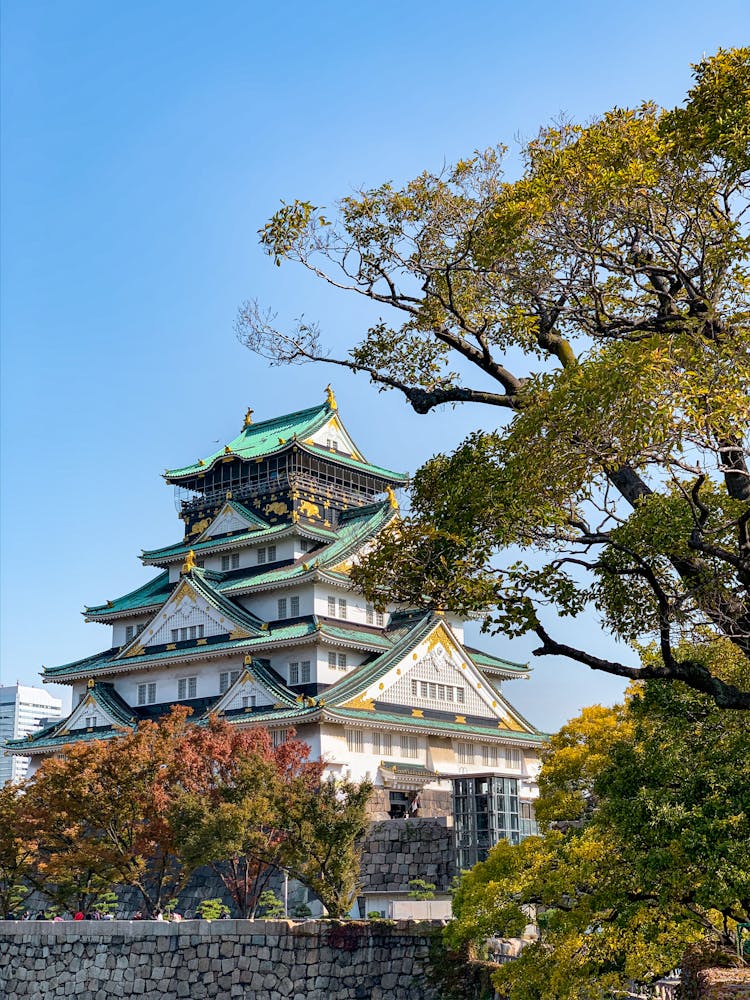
[0,918,447,1000]
[359,818,458,893]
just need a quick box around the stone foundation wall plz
[696,968,750,999]
[367,788,453,821]
[0,919,448,1000]
[359,818,457,893]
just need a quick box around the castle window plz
[345,729,364,753]
[376,611,385,627]
[301,660,311,683]
[290,595,300,617]
[272,730,288,748]
[328,652,337,669]
[257,547,266,564]
[85,716,97,729]
[171,629,179,643]
[221,553,240,571]
[456,687,465,704]
[371,732,392,756]
[267,545,276,561]
[401,735,419,759]
[429,683,437,699]
[242,694,257,709]
[482,745,499,767]
[221,555,230,570]
[503,748,522,771]
[337,654,347,671]
[289,662,299,685]
[232,553,239,569]
[125,625,135,642]
[219,670,240,693]
[177,677,197,700]
[327,597,336,616]
[445,686,454,702]
[198,624,205,638]
[457,743,474,765]
[338,599,347,619]
[437,684,445,700]
[277,598,287,619]
[411,679,418,697]
[366,604,374,625]
[137,683,157,706]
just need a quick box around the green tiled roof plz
[327,707,547,742]
[44,626,314,680]
[244,659,298,708]
[464,647,529,675]
[301,442,408,483]
[380,761,439,775]
[43,612,396,682]
[217,503,395,595]
[164,401,407,484]
[90,682,137,725]
[319,623,392,649]
[6,727,125,753]
[86,571,172,617]
[142,521,336,564]
[165,403,332,479]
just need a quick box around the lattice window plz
[345,729,364,753]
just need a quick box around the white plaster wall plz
[312,585,389,629]
[111,618,151,646]
[240,583,315,621]
[111,655,247,706]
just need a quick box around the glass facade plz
[453,775,536,870]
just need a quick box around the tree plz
[0,783,35,916]
[445,639,750,999]
[22,707,240,916]
[238,48,750,708]
[170,728,323,917]
[280,775,373,918]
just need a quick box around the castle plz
[8,389,544,902]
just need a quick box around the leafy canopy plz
[239,49,750,708]
[446,639,750,999]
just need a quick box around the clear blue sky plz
[1,1,746,728]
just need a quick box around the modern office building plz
[0,684,63,784]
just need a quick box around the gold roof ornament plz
[181,549,197,575]
[87,678,95,689]
[386,485,399,510]
[244,407,254,427]
[325,384,337,410]
[224,445,232,455]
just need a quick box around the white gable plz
[197,503,261,542]
[350,622,530,732]
[307,416,363,459]
[118,578,252,657]
[213,667,277,713]
[65,691,126,732]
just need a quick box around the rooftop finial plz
[325,384,337,410]
[244,407,254,427]
[386,485,399,510]
[181,550,197,575]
